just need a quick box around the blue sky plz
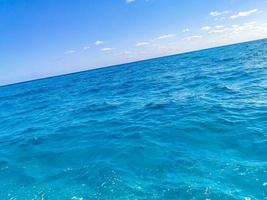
[1,0,267,85]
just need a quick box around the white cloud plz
[95,40,104,45]
[201,26,211,31]
[214,25,225,29]
[203,22,267,37]
[209,29,227,34]
[101,47,112,51]
[210,10,229,17]
[230,9,258,19]
[230,22,259,33]
[156,34,175,40]
[126,0,135,4]
[183,35,202,41]
[182,28,190,33]
[225,22,267,42]
[65,50,76,54]
[136,42,150,47]
[202,25,227,34]
[83,46,90,50]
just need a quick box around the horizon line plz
[1,37,266,88]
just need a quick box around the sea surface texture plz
[0,39,267,200]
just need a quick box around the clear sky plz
[1,0,267,85]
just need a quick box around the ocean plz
[0,39,266,200]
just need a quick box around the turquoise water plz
[0,39,267,200]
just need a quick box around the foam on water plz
[0,39,267,199]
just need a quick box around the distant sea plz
[0,39,267,200]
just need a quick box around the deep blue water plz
[1,39,267,200]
